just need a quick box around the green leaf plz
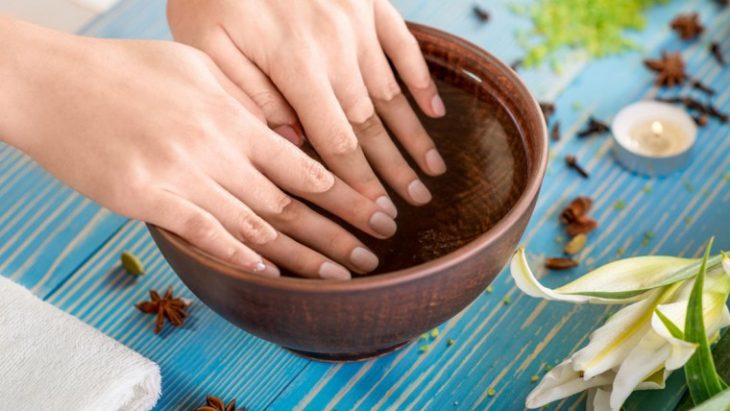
[688,387,730,411]
[654,308,684,339]
[684,238,726,405]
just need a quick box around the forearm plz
[0,15,86,150]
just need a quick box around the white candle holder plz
[611,101,697,176]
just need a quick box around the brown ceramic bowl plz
[149,23,547,362]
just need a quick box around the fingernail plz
[252,261,280,277]
[274,125,303,146]
[431,95,446,117]
[407,179,432,204]
[425,149,447,174]
[368,211,397,238]
[376,195,398,218]
[319,261,351,280]
[350,246,379,272]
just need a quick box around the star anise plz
[643,52,687,87]
[194,395,244,411]
[136,287,189,334]
[670,13,704,40]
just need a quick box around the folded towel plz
[0,276,161,411]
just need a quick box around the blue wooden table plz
[1,0,728,409]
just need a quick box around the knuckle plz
[345,97,376,125]
[351,114,384,141]
[301,159,335,193]
[372,81,403,104]
[326,125,359,156]
[268,193,293,216]
[276,200,302,223]
[182,213,219,244]
[237,212,276,245]
[250,90,282,115]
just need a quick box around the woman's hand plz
[0,17,393,279]
[167,0,448,214]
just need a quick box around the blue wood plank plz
[1,0,725,410]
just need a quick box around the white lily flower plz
[513,249,730,411]
[722,251,730,276]
[510,248,696,304]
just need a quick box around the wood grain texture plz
[0,0,728,409]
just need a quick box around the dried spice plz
[559,196,593,224]
[565,155,589,178]
[195,395,243,411]
[473,5,490,22]
[577,117,610,138]
[550,121,561,141]
[566,216,598,237]
[539,102,556,121]
[120,251,144,276]
[545,257,579,270]
[136,287,190,334]
[710,42,726,66]
[564,234,587,255]
[502,295,512,305]
[693,114,709,127]
[690,79,715,96]
[670,13,704,40]
[644,52,687,87]
[656,96,728,123]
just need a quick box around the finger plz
[246,126,336,194]
[145,189,278,277]
[354,113,433,205]
[267,60,396,216]
[374,0,445,118]
[250,232,351,280]
[183,174,279,248]
[202,30,305,145]
[215,160,380,273]
[359,38,447,178]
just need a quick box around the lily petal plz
[526,360,614,409]
[587,388,612,411]
[572,287,677,379]
[510,248,696,304]
[722,252,730,276]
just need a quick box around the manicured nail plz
[407,179,432,205]
[273,125,303,146]
[368,211,397,238]
[425,149,447,174]
[251,261,279,277]
[376,195,398,218]
[319,261,351,280]
[350,246,379,272]
[431,95,446,117]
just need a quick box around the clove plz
[690,79,715,96]
[692,114,709,127]
[565,155,589,178]
[550,121,561,141]
[473,5,490,22]
[545,257,579,270]
[539,102,556,121]
[710,42,726,66]
[577,116,610,138]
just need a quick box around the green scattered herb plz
[485,285,494,293]
[684,216,694,226]
[571,101,583,111]
[683,179,695,192]
[530,375,540,383]
[724,172,730,182]
[419,344,431,353]
[641,231,655,246]
[684,238,727,405]
[447,338,456,347]
[121,251,145,276]
[512,0,666,68]
[613,200,626,211]
[430,328,440,338]
[420,333,429,341]
[616,247,626,257]
[503,295,512,305]
[642,184,652,193]
[554,235,565,244]
[487,387,497,397]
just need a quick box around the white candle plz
[611,101,697,176]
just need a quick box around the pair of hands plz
[1,0,446,280]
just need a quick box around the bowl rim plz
[149,22,548,293]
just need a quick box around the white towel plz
[0,276,161,411]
